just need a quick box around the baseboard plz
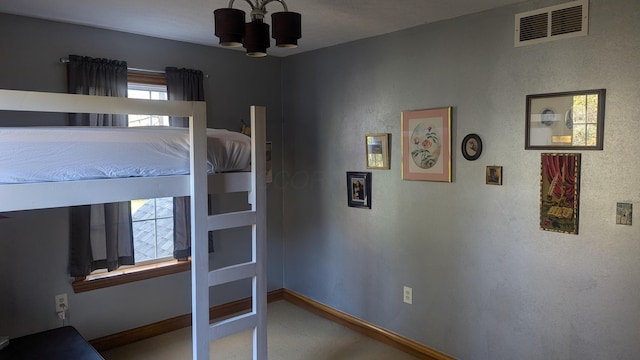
[282,289,455,360]
[90,288,454,360]
[89,289,284,351]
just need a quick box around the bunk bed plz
[0,89,268,360]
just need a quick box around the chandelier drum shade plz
[214,0,302,57]
[214,8,245,47]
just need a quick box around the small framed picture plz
[347,172,372,209]
[366,133,390,169]
[266,142,273,183]
[461,133,482,161]
[486,166,502,185]
[616,202,632,225]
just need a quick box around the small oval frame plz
[461,133,482,161]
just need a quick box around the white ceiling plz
[0,0,527,57]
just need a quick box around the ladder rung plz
[209,312,257,341]
[208,210,256,231]
[208,262,256,287]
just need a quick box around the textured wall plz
[281,0,640,358]
[0,13,284,340]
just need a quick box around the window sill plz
[72,259,191,293]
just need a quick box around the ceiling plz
[0,0,527,57]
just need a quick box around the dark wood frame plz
[461,133,482,161]
[525,89,605,150]
[346,171,372,209]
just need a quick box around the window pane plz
[131,199,156,221]
[133,220,156,262]
[151,92,167,101]
[155,197,173,218]
[128,89,150,99]
[586,124,598,146]
[586,94,599,123]
[157,218,174,258]
[128,114,151,127]
[573,125,586,145]
[150,115,170,126]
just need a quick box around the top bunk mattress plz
[0,126,251,184]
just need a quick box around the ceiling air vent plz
[515,0,588,47]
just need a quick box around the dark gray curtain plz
[165,67,205,127]
[165,67,211,259]
[68,55,134,277]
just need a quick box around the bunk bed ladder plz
[190,106,267,360]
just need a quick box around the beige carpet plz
[101,300,418,359]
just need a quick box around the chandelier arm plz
[259,0,288,11]
[227,0,257,10]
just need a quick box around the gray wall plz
[2,0,640,358]
[281,0,640,359]
[0,13,284,340]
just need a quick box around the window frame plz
[72,71,191,293]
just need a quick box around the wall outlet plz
[403,286,413,304]
[55,293,68,313]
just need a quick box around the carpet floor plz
[101,300,418,359]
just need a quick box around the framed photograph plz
[486,166,502,185]
[347,172,371,209]
[525,89,606,150]
[461,133,482,161]
[366,133,390,169]
[540,153,581,234]
[401,107,452,182]
[616,202,632,225]
[266,142,272,183]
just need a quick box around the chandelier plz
[214,0,302,57]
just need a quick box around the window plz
[127,77,174,264]
[72,72,190,293]
[127,83,170,127]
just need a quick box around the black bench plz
[0,326,104,360]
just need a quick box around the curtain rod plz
[59,58,208,77]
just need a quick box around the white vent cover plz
[515,0,589,47]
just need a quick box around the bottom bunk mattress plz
[0,126,251,183]
[0,326,104,360]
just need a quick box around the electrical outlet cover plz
[55,293,68,312]
[403,286,413,304]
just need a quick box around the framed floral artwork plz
[401,107,452,182]
[540,153,581,234]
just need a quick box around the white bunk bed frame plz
[0,89,268,360]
